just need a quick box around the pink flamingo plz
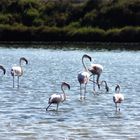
[88,61,103,91]
[11,57,28,88]
[46,82,70,111]
[113,84,124,112]
[78,54,92,99]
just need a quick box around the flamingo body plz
[48,94,65,104]
[113,93,124,103]
[89,64,103,75]
[78,71,90,84]
[89,63,103,91]
[11,66,23,76]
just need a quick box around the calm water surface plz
[0,44,140,140]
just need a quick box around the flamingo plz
[11,57,28,88]
[88,62,103,91]
[113,84,124,112]
[78,54,91,99]
[46,82,70,111]
[0,65,6,75]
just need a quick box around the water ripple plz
[0,47,140,139]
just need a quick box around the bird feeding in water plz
[11,57,28,88]
[88,60,103,92]
[77,54,91,99]
[113,84,124,112]
[0,65,6,75]
[46,82,70,111]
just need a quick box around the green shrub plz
[22,8,40,26]
[67,22,81,28]
[0,14,14,24]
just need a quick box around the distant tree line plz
[0,0,140,42]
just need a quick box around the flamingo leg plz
[93,75,95,92]
[89,74,93,77]
[56,104,59,111]
[118,103,121,111]
[13,75,15,88]
[115,103,118,112]
[97,75,100,89]
[84,83,87,99]
[17,76,20,88]
[80,84,82,99]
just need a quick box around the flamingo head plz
[82,54,92,62]
[115,84,120,93]
[20,57,28,65]
[61,82,70,90]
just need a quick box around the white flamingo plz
[88,62,103,91]
[113,84,124,112]
[0,65,6,75]
[46,82,70,111]
[11,57,28,88]
[78,54,92,99]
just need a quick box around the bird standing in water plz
[11,57,28,88]
[113,84,124,112]
[78,54,91,99]
[89,63,103,92]
[46,82,70,111]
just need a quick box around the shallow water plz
[0,45,140,140]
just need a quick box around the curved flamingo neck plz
[82,54,92,72]
[19,57,28,66]
[61,85,66,101]
[19,60,24,66]
[19,61,22,66]
[101,80,109,92]
[97,74,100,85]
[82,57,87,71]
[61,83,70,101]
[101,80,107,86]
[0,65,6,75]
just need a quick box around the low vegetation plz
[0,0,140,42]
